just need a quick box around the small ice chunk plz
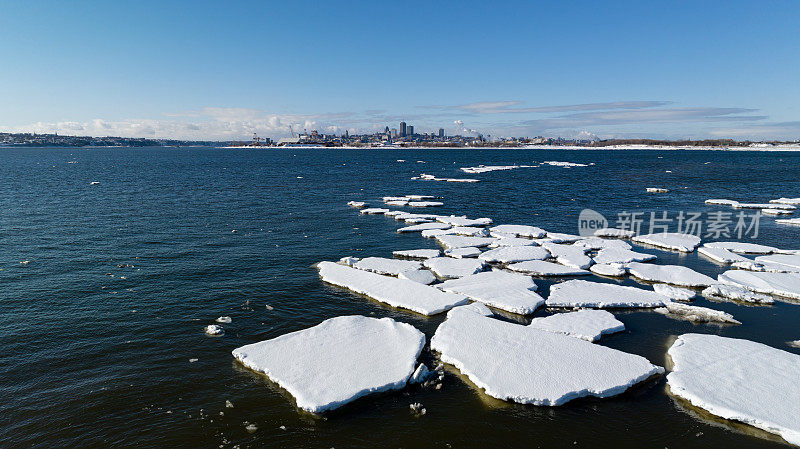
[232,316,425,413]
[646,187,669,193]
[547,280,668,308]
[697,246,751,263]
[488,236,538,247]
[763,208,794,215]
[423,257,485,279]
[478,246,550,264]
[430,305,663,406]
[705,199,739,206]
[528,310,625,342]
[541,161,590,167]
[776,218,800,226]
[385,200,409,206]
[347,201,367,208]
[654,301,740,324]
[408,201,444,207]
[409,364,432,384]
[627,262,715,287]
[593,228,635,239]
[540,242,593,269]
[245,423,258,433]
[393,249,441,259]
[398,269,437,285]
[771,197,800,205]
[405,195,435,200]
[506,260,591,276]
[488,225,547,238]
[437,270,545,315]
[409,402,426,415]
[652,284,696,301]
[590,263,627,277]
[788,340,800,348]
[352,257,422,276]
[573,237,632,251]
[542,232,584,243]
[444,226,490,237]
[593,248,656,265]
[317,262,469,315]
[444,247,482,258]
[360,208,390,215]
[205,324,224,336]
[216,316,233,324]
[632,233,701,252]
[434,235,496,249]
[397,222,452,233]
[667,333,800,446]
[717,270,800,300]
[338,256,360,266]
[421,228,454,238]
[702,283,775,304]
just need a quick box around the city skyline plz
[1,0,799,140]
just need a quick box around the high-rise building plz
[399,122,407,137]
[438,128,445,138]
[391,128,398,138]
[407,125,414,136]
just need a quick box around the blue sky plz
[1,0,798,140]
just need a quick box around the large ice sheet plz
[771,197,800,205]
[478,246,550,264]
[667,334,800,446]
[540,242,593,269]
[352,257,422,276]
[717,270,800,300]
[436,216,493,227]
[703,241,783,254]
[434,234,496,249]
[506,260,591,276]
[528,310,625,342]
[655,302,740,324]
[317,262,469,315]
[593,248,656,265]
[397,222,452,233]
[436,270,544,315]
[393,248,441,259]
[702,284,775,304]
[232,316,425,413]
[430,305,663,406]
[632,233,701,252]
[547,280,669,308]
[489,225,547,238]
[423,257,486,279]
[626,262,715,287]
[754,254,800,271]
[697,246,751,263]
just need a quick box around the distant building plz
[438,128,445,138]
[408,125,414,136]
[400,121,407,137]
[391,128,397,138]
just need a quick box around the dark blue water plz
[1,147,799,448]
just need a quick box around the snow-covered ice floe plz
[436,270,545,315]
[702,241,787,254]
[445,226,490,237]
[654,302,740,324]
[717,270,800,300]
[594,228,636,239]
[528,310,625,342]
[667,333,800,446]
[434,235,496,249]
[317,262,469,315]
[416,173,480,183]
[393,248,441,259]
[205,324,224,336]
[697,246,751,263]
[730,260,800,273]
[540,242,593,269]
[430,304,663,406]
[626,262,715,287]
[631,232,701,252]
[360,208,390,215]
[352,257,422,276]
[771,197,800,205]
[489,225,547,238]
[460,165,520,174]
[776,218,800,226]
[543,232,584,244]
[573,237,632,251]
[705,199,740,206]
[397,222,451,233]
[436,216,493,227]
[702,284,775,304]
[734,202,796,211]
[590,263,627,277]
[653,284,697,301]
[541,161,590,168]
[478,246,550,264]
[646,187,669,193]
[444,247,482,258]
[398,269,437,285]
[232,316,425,413]
[547,280,668,308]
[592,248,656,265]
[423,257,485,279]
[763,208,794,215]
[506,260,591,277]
[488,237,538,247]
[753,254,800,272]
[347,201,367,208]
[408,201,444,207]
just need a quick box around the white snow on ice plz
[626,262,715,287]
[528,310,625,342]
[506,260,591,277]
[436,270,545,315]
[547,280,669,308]
[631,233,701,252]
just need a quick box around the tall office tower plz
[407,125,414,136]
[400,121,407,137]
[438,128,445,138]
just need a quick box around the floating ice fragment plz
[589,263,627,277]
[436,216,493,227]
[667,333,800,446]
[734,203,795,210]
[541,161,589,167]
[360,208,390,215]
[430,305,663,406]
[408,201,443,207]
[697,246,751,263]
[232,316,425,413]
[216,316,233,324]
[444,247,482,258]
[540,242,593,269]
[627,262,715,287]
[488,236,538,247]
[788,340,800,348]
[409,402,426,415]
[573,237,632,251]
[646,188,669,193]
[488,225,547,238]
[338,256,360,266]
[460,165,520,173]
[547,280,668,308]
[702,283,775,304]
[445,226,490,237]
[397,222,451,233]
[393,249,441,259]
[542,232,584,243]
[763,208,794,215]
[717,270,800,300]
[398,269,437,285]
[506,260,591,276]
[528,310,625,342]
[205,324,224,336]
[434,235,496,249]
[352,257,422,276]
[653,284,696,301]
[771,197,800,205]
[317,262,469,315]
[593,248,656,265]
[436,270,544,315]
[702,241,784,254]
[409,364,432,384]
[478,246,550,264]
[776,218,800,226]
[385,200,409,206]
[593,228,636,239]
[417,173,480,183]
[654,302,740,324]
[632,233,701,252]
[754,254,800,271]
[705,199,739,206]
[347,201,367,208]
[245,424,258,433]
[423,257,485,279]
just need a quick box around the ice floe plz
[478,246,550,264]
[528,310,625,342]
[317,261,469,315]
[430,304,663,406]
[627,262,715,287]
[416,173,480,183]
[702,283,775,304]
[436,216,493,227]
[771,197,800,205]
[667,333,800,446]
[646,187,669,193]
[409,363,432,384]
[397,222,452,233]
[732,260,800,273]
[654,302,740,324]
[338,256,359,266]
[541,161,590,167]
[398,269,437,285]
[702,241,785,254]
[592,248,656,265]
[776,218,800,226]
[460,165,520,174]
[444,247,482,258]
[763,208,794,215]
[216,316,233,324]
[205,324,224,336]
[547,280,668,308]
[393,249,441,259]
[594,228,636,239]
[446,226,490,237]
[705,199,740,206]
[788,340,800,348]
[436,270,545,315]
[232,315,425,413]
[631,232,701,252]
[409,201,444,207]
[697,246,751,263]
[347,201,367,208]
[542,232,584,243]
[360,208,390,215]
[734,202,796,210]
[506,260,591,276]
[489,225,547,238]
[540,242,593,269]
[653,284,697,301]
[421,228,454,238]
[754,254,800,271]
[590,263,628,277]
[352,257,422,276]
[423,257,485,279]
[573,237,632,251]
[718,270,800,300]
[488,236,538,247]
[434,234,496,249]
